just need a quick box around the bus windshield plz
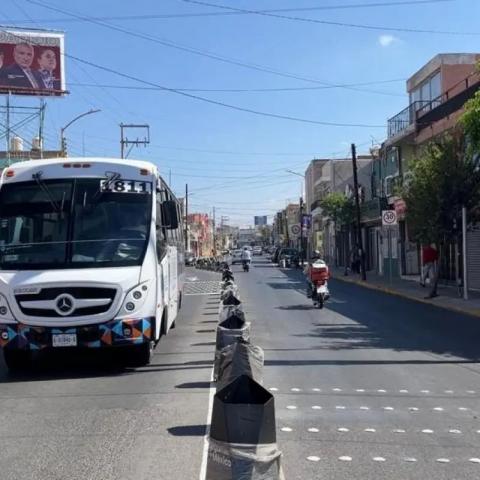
[0,178,152,269]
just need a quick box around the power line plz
[23,0,408,98]
[65,53,385,129]
[6,0,456,23]
[0,24,385,128]
[184,0,477,36]
[69,79,405,96]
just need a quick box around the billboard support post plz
[38,98,46,159]
[5,92,11,166]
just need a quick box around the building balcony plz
[387,75,480,142]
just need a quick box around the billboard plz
[0,29,66,96]
[254,216,267,226]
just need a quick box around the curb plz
[332,274,480,319]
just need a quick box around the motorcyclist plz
[241,246,252,268]
[305,250,329,299]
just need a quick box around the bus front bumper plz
[0,317,154,350]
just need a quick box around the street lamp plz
[60,108,101,156]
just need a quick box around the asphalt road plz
[233,256,480,480]
[1,257,480,480]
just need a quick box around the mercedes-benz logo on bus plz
[54,294,75,316]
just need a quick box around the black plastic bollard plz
[214,319,250,380]
[216,339,264,390]
[218,304,243,323]
[221,290,241,306]
[206,375,284,480]
[211,375,276,444]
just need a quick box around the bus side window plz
[156,200,167,261]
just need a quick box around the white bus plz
[0,158,185,371]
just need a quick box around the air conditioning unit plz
[384,174,399,197]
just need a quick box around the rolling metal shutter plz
[467,227,480,290]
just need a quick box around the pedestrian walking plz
[420,244,438,287]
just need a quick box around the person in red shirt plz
[420,244,438,287]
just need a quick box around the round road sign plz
[382,210,397,226]
[291,224,301,235]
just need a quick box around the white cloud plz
[378,34,398,47]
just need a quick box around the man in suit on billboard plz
[0,42,44,91]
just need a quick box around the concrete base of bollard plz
[206,438,285,480]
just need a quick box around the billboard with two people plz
[0,29,65,96]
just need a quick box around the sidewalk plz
[331,267,480,319]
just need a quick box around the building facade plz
[378,53,480,287]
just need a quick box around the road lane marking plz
[286,405,297,410]
[436,458,450,463]
[337,427,350,432]
[269,387,278,392]
[312,405,322,410]
[393,429,406,433]
[383,406,394,411]
[449,429,462,434]
[307,456,320,462]
[308,428,319,432]
[373,457,386,462]
[364,428,376,433]
[404,457,417,462]
[281,427,293,432]
[199,369,216,480]
[469,458,480,463]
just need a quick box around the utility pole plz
[212,206,216,256]
[351,143,366,281]
[299,196,304,265]
[120,123,150,159]
[184,183,189,252]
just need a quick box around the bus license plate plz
[52,334,77,348]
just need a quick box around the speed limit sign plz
[382,210,397,226]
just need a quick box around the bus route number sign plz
[382,210,397,226]
[100,180,152,194]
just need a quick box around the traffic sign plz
[382,210,397,226]
[290,224,301,237]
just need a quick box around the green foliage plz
[401,134,480,245]
[460,89,480,154]
[320,192,355,227]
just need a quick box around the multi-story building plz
[187,213,213,257]
[305,156,373,265]
[377,53,480,287]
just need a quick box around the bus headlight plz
[117,281,151,317]
[0,294,15,322]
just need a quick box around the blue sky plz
[1,0,479,225]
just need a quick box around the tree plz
[401,132,480,298]
[320,192,355,265]
[320,192,355,227]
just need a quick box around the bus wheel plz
[125,342,153,367]
[4,349,31,372]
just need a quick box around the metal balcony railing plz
[387,101,430,138]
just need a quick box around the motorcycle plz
[306,260,330,309]
[242,259,250,272]
[312,280,330,309]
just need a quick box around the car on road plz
[252,246,263,256]
[231,249,244,265]
[185,252,196,266]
